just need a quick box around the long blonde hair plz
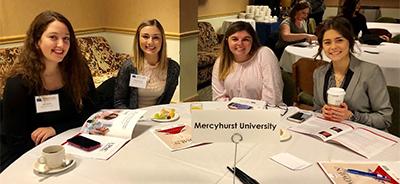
[218,21,261,80]
[132,19,168,72]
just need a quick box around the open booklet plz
[288,117,397,159]
[63,109,146,160]
[151,124,209,151]
[318,161,400,184]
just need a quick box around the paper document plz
[270,153,312,170]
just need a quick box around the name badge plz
[35,94,60,113]
[129,74,148,88]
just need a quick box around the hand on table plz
[306,34,318,43]
[31,127,56,145]
[322,103,353,122]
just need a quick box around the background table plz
[1,102,399,183]
[279,42,400,87]
[367,22,400,36]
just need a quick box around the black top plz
[0,75,97,172]
[114,58,180,109]
[346,12,370,37]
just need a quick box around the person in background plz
[340,0,389,41]
[114,19,180,109]
[275,0,317,58]
[307,0,325,25]
[212,21,283,105]
[313,16,392,131]
[0,11,97,172]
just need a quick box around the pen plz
[227,166,259,184]
[234,167,259,184]
[346,169,391,182]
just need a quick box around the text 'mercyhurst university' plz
[194,122,277,131]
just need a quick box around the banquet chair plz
[387,86,400,137]
[390,34,400,44]
[292,58,328,110]
[376,17,398,23]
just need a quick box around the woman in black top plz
[340,0,389,41]
[0,11,97,172]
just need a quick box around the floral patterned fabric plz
[0,47,22,78]
[198,22,220,89]
[0,36,130,88]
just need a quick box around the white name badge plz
[191,109,280,143]
[35,94,60,113]
[129,74,148,88]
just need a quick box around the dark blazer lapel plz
[344,55,361,102]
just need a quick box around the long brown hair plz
[0,10,90,110]
[219,21,261,80]
[289,0,311,22]
[132,19,168,72]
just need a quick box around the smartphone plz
[67,135,101,151]
[287,112,312,123]
[228,102,253,110]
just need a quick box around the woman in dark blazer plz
[313,16,392,131]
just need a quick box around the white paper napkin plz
[270,153,312,170]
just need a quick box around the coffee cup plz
[327,87,346,106]
[39,145,65,169]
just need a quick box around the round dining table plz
[1,102,399,183]
[279,42,400,87]
[367,22,400,36]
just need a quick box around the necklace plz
[334,73,345,87]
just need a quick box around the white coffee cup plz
[40,145,65,169]
[327,87,346,106]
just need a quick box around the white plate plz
[151,113,180,122]
[33,155,76,174]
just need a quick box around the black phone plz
[67,135,101,151]
[228,102,253,110]
[287,112,312,123]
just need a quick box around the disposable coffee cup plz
[327,87,346,106]
[40,145,65,169]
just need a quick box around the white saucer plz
[33,155,76,174]
[280,129,292,142]
[151,113,180,123]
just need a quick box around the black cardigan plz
[114,58,180,109]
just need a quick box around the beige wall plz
[198,0,248,18]
[0,0,197,42]
[103,0,181,34]
[0,0,105,38]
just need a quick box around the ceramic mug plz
[39,145,65,169]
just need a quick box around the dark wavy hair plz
[314,16,355,60]
[219,21,261,80]
[0,10,90,109]
[340,0,361,19]
[289,0,311,22]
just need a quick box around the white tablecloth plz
[279,42,400,87]
[221,19,256,34]
[367,22,400,36]
[1,102,399,183]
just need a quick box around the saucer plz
[33,155,76,174]
[280,129,292,142]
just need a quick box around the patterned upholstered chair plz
[0,47,22,79]
[77,36,130,87]
[197,22,221,89]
